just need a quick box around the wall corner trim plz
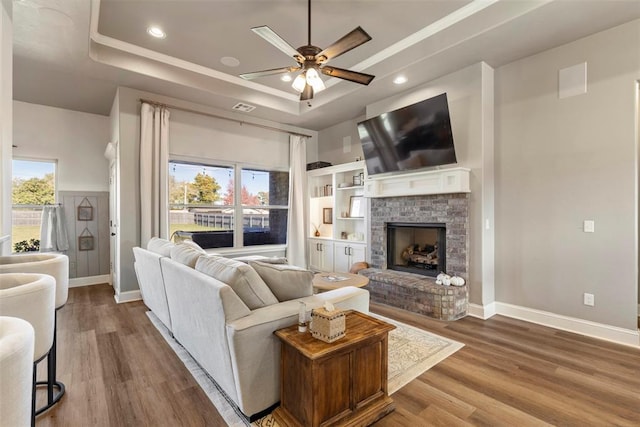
[467,302,496,320]
[114,290,142,304]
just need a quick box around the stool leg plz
[32,362,37,427]
[47,314,57,404]
[35,309,66,416]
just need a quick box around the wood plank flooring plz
[37,284,640,426]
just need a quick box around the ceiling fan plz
[239,0,375,101]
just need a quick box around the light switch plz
[583,220,595,233]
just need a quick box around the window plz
[169,161,289,249]
[11,159,56,252]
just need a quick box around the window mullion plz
[234,165,243,248]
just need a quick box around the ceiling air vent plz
[232,102,256,112]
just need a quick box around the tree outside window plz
[11,159,56,251]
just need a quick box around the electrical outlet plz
[583,293,595,307]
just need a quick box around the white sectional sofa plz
[133,238,369,419]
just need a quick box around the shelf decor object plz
[349,195,364,218]
[322,208,333,224]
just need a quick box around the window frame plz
[168,157,290,252]
[11,157,58,252]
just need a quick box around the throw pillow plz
[170,243,206,268]
[248,261,314,302]
[195,256,278,310]
[147,237,175,257]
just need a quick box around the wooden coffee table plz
[312,272,369,291]
[272,311,395,427]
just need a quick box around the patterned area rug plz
[147,311,464,427]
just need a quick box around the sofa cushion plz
[147,237,175,257]
[170,243,206,268]
[233,255,288,264]
[195,256,278,310]
[248,261,314,302]
[181,239,206,252]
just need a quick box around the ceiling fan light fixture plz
[292,73,307,93]
[306,67,325,93]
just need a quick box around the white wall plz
[318,63,495,306]
[495,20,640,330]
[13,101,110,192]
[170,109,289,168]
[0,1,12,255]
[112,87,317,294]
[317,117,365,166]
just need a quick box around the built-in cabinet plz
[308,238,334,272]
[333,242,367,273]
[307,161,368,273]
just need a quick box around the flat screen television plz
[357,93,457,176]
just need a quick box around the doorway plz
[107,143,119,295]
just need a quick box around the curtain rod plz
[139,98,313,139]
[14,203,63,208]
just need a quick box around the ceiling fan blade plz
[239,66,300,80]
[251,26,304,62]
[321,66,375,85]
[316,27,372,63]
[300,84,314,101]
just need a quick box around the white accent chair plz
[0,316,35,427]
[0,253,69,414]
[0,274,55,427]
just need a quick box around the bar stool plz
[0,273,55,427]
[0,254,68,414]
[0,316,35,427]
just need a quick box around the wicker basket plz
[310,307,346,343]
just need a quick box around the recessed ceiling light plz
[221,56,240,67]
[393,76,408,85]
[147,26,166,39]
[281,75,292,82]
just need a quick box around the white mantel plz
[363,167,470,198]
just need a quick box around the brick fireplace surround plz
[362,193,470,320]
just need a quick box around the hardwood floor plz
[37,284,640,426]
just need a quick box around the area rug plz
[147,311,463,427]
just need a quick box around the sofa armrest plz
[159,257,251,407]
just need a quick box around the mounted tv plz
[357,93,457,176]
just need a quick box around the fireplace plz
[387,223,446,277]
[369,194,469,278]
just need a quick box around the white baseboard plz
[114,290,142,304]
[494,302,639,348]
[466,301,639,347]
[69,274,111,288]
[467,302,496,320]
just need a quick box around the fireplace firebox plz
[386,222,446,277]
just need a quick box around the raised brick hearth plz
[360,268,468,321]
